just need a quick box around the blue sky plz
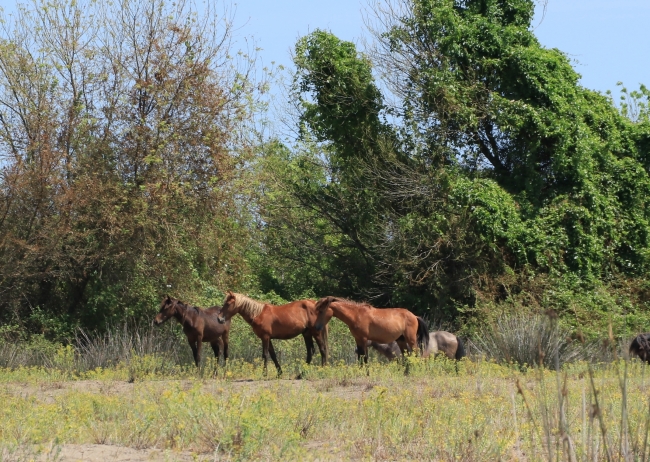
[232,0,650,96]
[0,0,646,95]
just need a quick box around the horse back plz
[255,299,314,336]
[430,331,458,359]
[198,306,230,339]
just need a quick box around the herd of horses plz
[155,292,650,373]
[154,292,465,374]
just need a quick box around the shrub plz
[474,314,598,368]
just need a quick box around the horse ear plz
[228,290,233,297]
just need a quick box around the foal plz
[154,296,230,367]
[314,296,429,363]
[217,292,332,375]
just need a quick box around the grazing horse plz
[367,331,466,361]
[314,296,429,363]
[154,296,230,367]
[216,292,332,375]
[367,340,402,360]
[630,333,650,363]
[425,331,466,360]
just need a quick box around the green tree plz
[279,0,650,330]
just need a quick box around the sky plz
[230,0,650,96]
[0,0,647,95]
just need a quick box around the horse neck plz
[233,297,263,325]
[173,303,195,325]
[330,302,359,326]
[235,306,256,325]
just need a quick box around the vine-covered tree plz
[259,0,650,334]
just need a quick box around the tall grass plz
[0,313,631,375]
[474,313,607,368]
[0,316,362,374]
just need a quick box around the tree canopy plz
[2,0,650,340]
[257,0,650,334]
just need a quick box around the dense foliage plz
[2,0,650,340]
[257,0,650,335]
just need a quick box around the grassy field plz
[1,317,648,461]
[2,352,650,461]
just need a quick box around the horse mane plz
[232,293,265,319]
[316,296,372,310]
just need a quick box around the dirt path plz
[5,443,212,462]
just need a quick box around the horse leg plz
[302,333,315,365]
[314,332,328,366]
[355,343,364,364]
[195,336,203,367]
[268,340,282,376]
[355,339,369,365]
[222,330,229,362]
[211,339,221,361]
[189,339,199,367]
[396,338,408,359]
[261,337,271,376]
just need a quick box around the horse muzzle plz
[314,322,323,331]
[217,315,226,324]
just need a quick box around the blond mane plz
[232,293,265,319]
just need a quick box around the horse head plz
[314,296,336,331]
[217,291,237,324]
[154,295,178,325]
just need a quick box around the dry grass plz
[1,357,649,461]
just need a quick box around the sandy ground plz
[4,377,377,403]
[54,444,207,461]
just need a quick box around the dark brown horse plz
[154,296,230,367]
[314,296,429,363]
[216,292,332,375]
[368,331,466,361]
[630,333,650,363]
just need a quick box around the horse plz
[366,340,402,360]
[425,331,466,360]
[630,333,650,363]
[314,296,429,363]
[154,295,230,367]
[367,331,466,361]
[216,292,332,375]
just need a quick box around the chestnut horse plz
[367,331,466,361]
[217,292,331,375]
[314,296,429,363]
[154,296,230,367]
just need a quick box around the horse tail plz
[416,317,430,353]
[455,335,466,360]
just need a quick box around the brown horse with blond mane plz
[314,296,429,363]
[217,292,332,375]
[154,296,230,367]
